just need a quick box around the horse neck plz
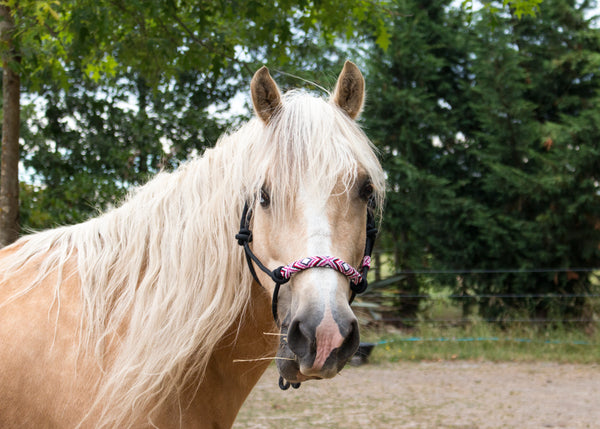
[173,281,278,428]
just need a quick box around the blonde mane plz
[1,90,385,427]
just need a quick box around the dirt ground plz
[234,361,600,428]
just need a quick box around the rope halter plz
[235,202,377,323]
[235,201,377,392]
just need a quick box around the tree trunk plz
[0,6,20,246]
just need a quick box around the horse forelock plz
[239,90,385,222]
[0,89,384,428]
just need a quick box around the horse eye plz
[359,181,374,202]
[260,188,270,208]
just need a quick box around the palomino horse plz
[0,61,384,428]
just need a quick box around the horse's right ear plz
[251,66,282,124]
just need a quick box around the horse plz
[0,61,385,428]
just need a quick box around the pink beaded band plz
[279,255,371,285]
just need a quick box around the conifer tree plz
[454,0,600,321]
[365,0,600,321]
[364,0,469,318]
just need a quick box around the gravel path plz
[234,361,600,428]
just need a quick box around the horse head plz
[242,61,384,385]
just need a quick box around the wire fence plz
[387,267,600,275]
[356,264,600,326]
[373,317,597,324]
[377,336,594,346]
[367,293,600,299]
[351,261,600,352]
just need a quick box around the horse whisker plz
[232,357,295,363]
[262,332,286,336]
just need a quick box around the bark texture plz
[0,5,20,246]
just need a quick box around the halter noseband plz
[235,202,377,323]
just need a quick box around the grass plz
[360,323,600,364]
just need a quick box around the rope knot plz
[367,226,378,240]
[235,228,252,246]
[351,277,369,295]
[271,266,290,284]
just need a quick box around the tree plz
[19,69,236,228]
[440,0,600,322]
[0,5,20,245]
[363,0,470,319]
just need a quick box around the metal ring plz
[278,376,291,390]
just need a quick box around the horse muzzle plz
[276,305,360,382]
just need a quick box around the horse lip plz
[277,320,351,382]
[281,370,320,383]
[276,339,336,383]
[276,330,321,383]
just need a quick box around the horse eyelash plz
[259,187,271,208]
[359,178,374,201]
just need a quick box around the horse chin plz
[275,331,332,383]
[275,352,317,383]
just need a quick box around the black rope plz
[235,203,290,323]
[272,283,281,322]
[235,203,290,287]
[350,209,378,302]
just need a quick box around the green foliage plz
[364,0,600,321]
[364,0,470,318]
[6,0,392,230]
[461,0,544,20]
[18,68,236,229]
[459,0,600,320]
[3,0,393,88]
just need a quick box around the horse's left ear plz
[251,66,282,124]
[331,61,365,120]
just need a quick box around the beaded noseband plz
[280,255,371,285]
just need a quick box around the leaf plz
[375,22,390,51]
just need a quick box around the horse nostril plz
[287,319,315,359]
[338,318,360,361]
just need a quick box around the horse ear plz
[251,66,282,124]
[331,61,365,120]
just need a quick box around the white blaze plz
[299,189,338,303]
[299,189,348,372]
